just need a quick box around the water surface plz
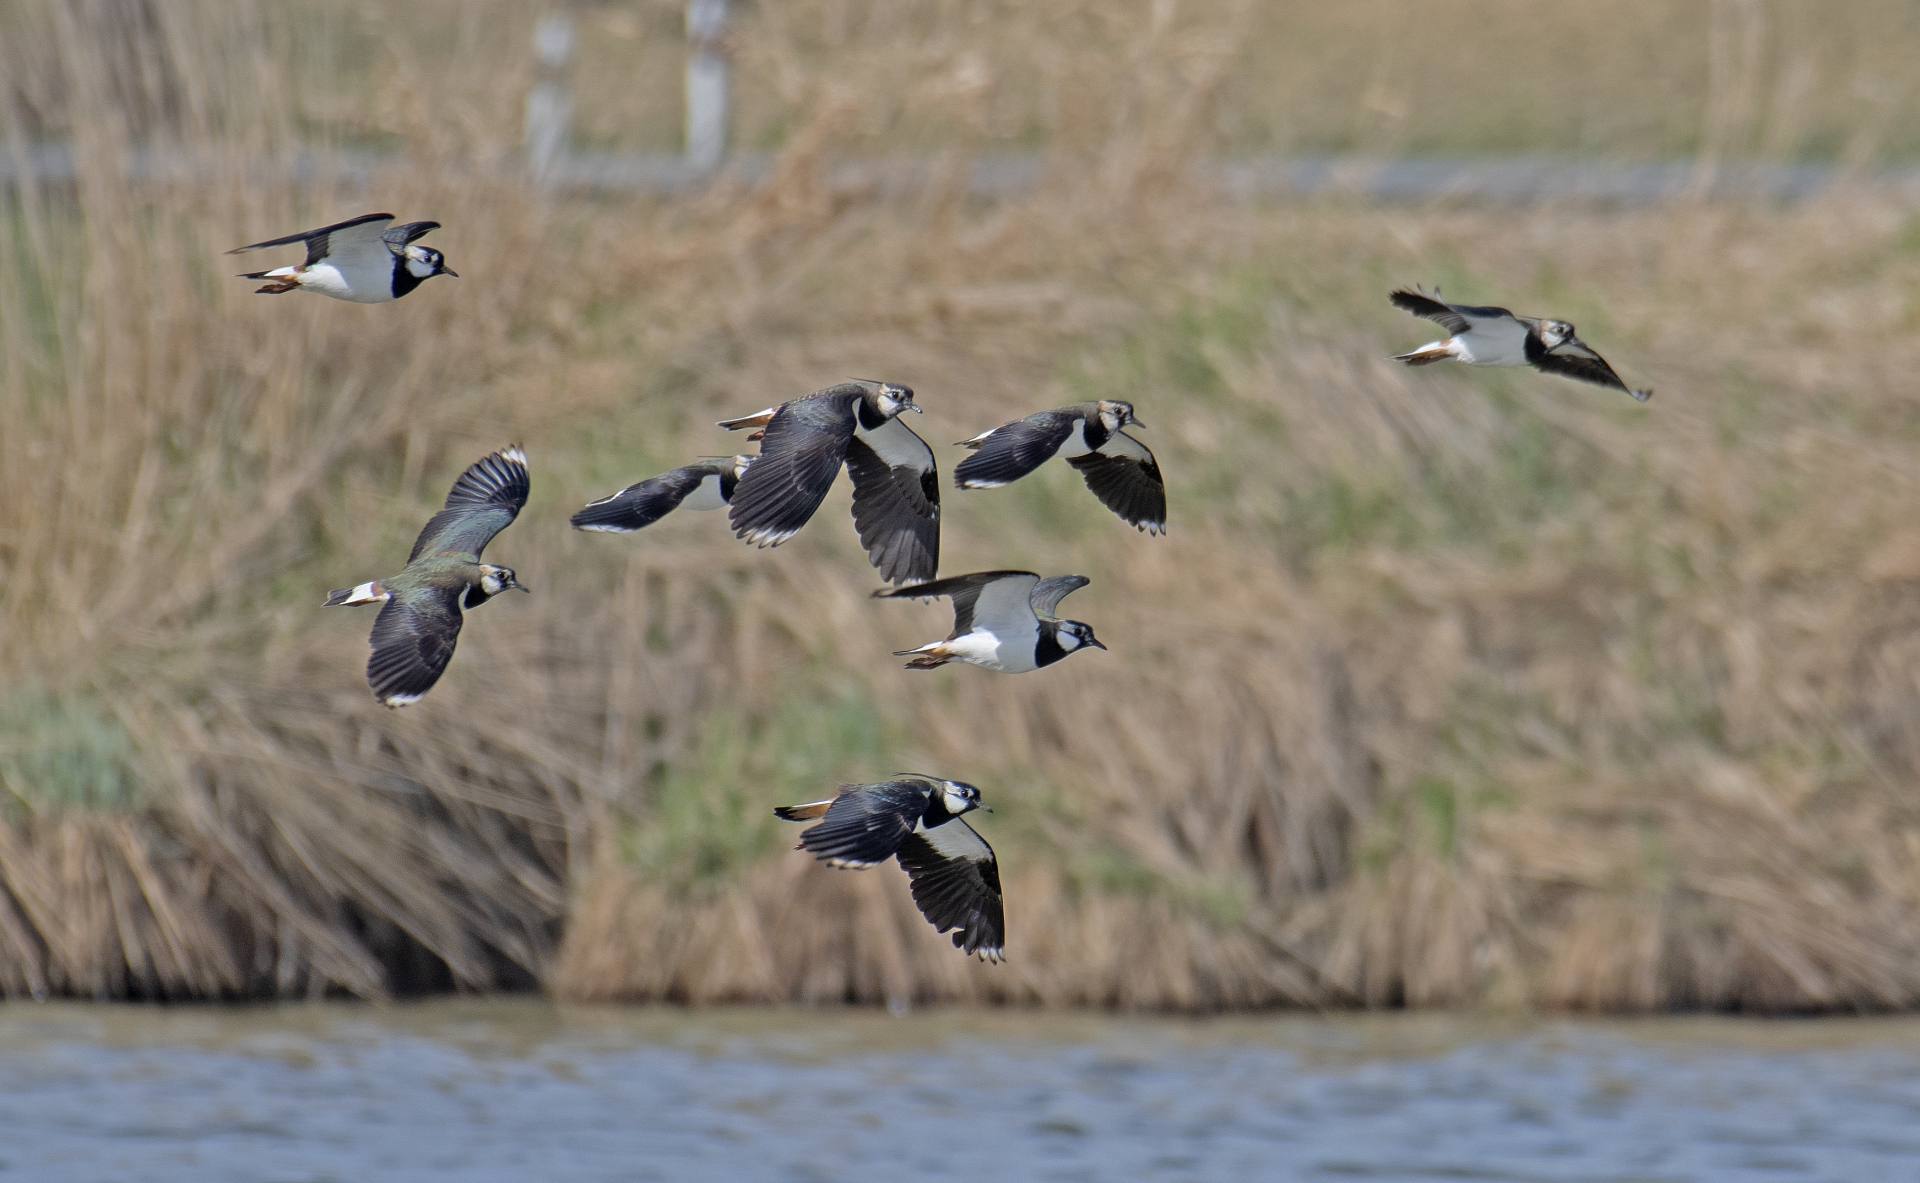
[3,1001,1918,1182]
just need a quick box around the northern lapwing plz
[1390,287,1651,401]
[873,570,1103,672]
[954,400,1165,534]
[718,380,938,585]
[570,456,752,533]
[325,446,528,707]
[229,213,457,303]
[776,776,1004,962]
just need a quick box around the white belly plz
[949,628,1038,674]
[299,261,394,304]
[680,473,727,511]
[1451,319,1530,366]
[1057,419,1094,458]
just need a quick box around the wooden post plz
[685,0,728,171]
[526,12,576,182]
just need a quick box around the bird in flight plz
[229,213,457,303]
[954,399,1165,534]
[1390,287,1650,402]
[325,445,529,707]
[776,776,1005,962]
[717,380,939,585]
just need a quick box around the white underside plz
[923,626,1039,674]
[1057,419,1094,459]
[681,473,727,511]
[1444,317,1530,365]
[295,260,395,304]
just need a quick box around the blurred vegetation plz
[5,0,1920,1011]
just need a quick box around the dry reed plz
[3,1,1920,1011]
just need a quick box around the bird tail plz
[893,644,953,670]
[717,408,777,432]
[1392,344,1453,366]
[238,264,300,294]
[774,799,834,821]
[325,580,387,606]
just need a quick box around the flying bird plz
[718,380,938,585]
[571,456,752,533]
[1389,287,1651,402]
[873,569,1103,672]
[229,213,457,303]
[776,776,1004,962]
[954,399,1165,534]
[325,445,528,707]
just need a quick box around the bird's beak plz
[1128,415,1147,429]
[908,404,923,413]
[515,583,531,593]
[442,267,460,278]
[1090,638,1108,651]
[981,804,994,813]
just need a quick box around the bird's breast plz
[1454,319,1531,365]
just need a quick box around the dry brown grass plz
[5,1,1920,1011]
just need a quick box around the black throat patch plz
[389,260,427,300]
[1033,625,1069,668]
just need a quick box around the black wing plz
[727,395,859,547]
[952,411,1077,489]
[1389,287,1518,337]
[381,221,441,250]
[872,570,1039,638]
[227,212,395,267]
[844,417,940,585]
[1028,574,1091,622]
[410,446,530,563]
[1533,343,1652,402]
[1066,431,1166,533]
[896,818,1004,962]
[571,462,718,532]
[366,585,465,707]
[790,780,933,868]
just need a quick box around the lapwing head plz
[1097,399,1144,432]
[938,778,988,816]
[1539,319,1576,349]
[478,564,528,597]
[861,380,918,419]
[404,244,458,280]
[1056,619,1106,655]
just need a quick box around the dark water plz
[2,1002,1918,1182]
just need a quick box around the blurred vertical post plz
[526,12,576,183]
[685,0,729,172]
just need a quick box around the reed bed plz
[4,0,1920,1010]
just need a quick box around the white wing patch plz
[922,817,993,863]
[739,525,799,547]
[856,415,934,471]
[680,473,728,511]
[1097,431,1154,463]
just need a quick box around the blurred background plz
[6,0,1920,1013]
